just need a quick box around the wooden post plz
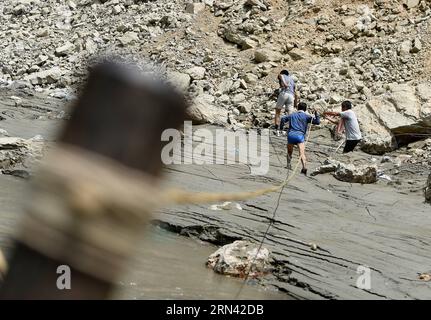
[0,61,187,299]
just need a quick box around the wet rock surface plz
[155,125,431,299]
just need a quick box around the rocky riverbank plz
[0,0,430,300]
[0,85,429,299]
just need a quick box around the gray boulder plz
[24,67,62,85]
[119,32,139,46]
[311,158,340,176]
[288,48,306,61]
[231,93,246,105]
[417,83,431,101]
[242,38,258,50]
[399,40,411,56]
[361,133,394,155]
[334,163,378,184]
[312,158,378,184]
[0,136,44,170]
[166,71,191,92]
[55,42,75,57]
[206,240,272,278]
[187,94,228,125]
[222,27,258,50]
[243,73,258,84]
[185,2,206,14]
[2,169,30,179]
[254,48,282,63]
[358,83,431,154]
[404,0,420,9]
[411,38,422,53]
[186,66,206,80]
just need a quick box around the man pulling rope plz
[323,100,362,154]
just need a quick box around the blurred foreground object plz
[0,61,187,299]
[0,249,6,280]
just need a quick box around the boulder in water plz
[206,240,272,278]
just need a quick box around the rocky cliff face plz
[0,0,430,153]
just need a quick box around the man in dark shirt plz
[280,102,320,175]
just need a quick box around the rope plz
[214,105,418,203]
[234,120,314,299]
[333,139,345,155]
[16,119,315,288]
[162,127,313,205]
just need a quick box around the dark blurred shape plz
[61,61,187,175]
[0,60,187,299]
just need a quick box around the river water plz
[114,226,288,300]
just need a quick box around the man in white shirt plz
[273,70,297,136]
[323,100,362,153]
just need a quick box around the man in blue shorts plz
[280,102,320,175]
